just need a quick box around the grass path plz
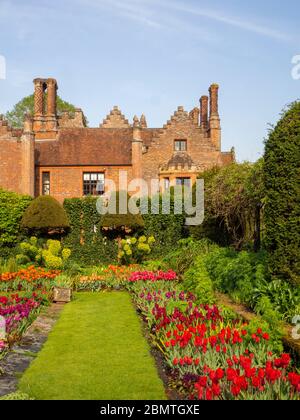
[18,292,166,400]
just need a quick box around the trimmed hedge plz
[264,102,300,285]
[0,189,32,247]
[63,197,118,266]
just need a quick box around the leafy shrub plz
[163,238,217,275]
[140,193,186,257]
[100,191,144,235]
[17,237,71,270]
[0,189,32,247]
[0,257,19,274]
[182,255,215,305]
[21,195,70,235]
[205,247,300,323]
[118,235,155,265]
[64,197,118,266]
[192,161,264,251]
[264,102,300,285]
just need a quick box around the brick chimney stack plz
[132,116,143,181]
[46,78,58,131]
[209,84,221,151]
[200,96,209,130]
[33,78,58,139]
[34,78,46,117]
[209,84,219,118]
[21,115,35,196]
[47,78,57,116]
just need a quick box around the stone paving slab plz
[0,303,64,397]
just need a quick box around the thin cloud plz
[77,0,217,42]
[117,0,291,41]
[168,1,290,41]
[80,0,162,28]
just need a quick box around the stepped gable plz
[163,106,192,129]
[35,128,133,166]
[100,106,131,129]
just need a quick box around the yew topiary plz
[100,191,144,235]
[264,102,300,285]
[21,195,70,235]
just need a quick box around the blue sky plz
[0,0,299,161]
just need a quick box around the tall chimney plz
[209,83,219,118]
[200,96,209,130]
[34,78,45,117]
[209,84,221,150]
[47,78,58,116]
[132,116,143,182]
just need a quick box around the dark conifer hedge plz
[264,102,300,285]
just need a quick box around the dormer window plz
[174,140,187,152]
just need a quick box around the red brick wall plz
[141,108,226,186]
[0,139,23,193]
[36,165,134,202]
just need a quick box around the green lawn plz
[18,292,166,400]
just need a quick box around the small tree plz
[264,102,300,285]
[21,196,70,236]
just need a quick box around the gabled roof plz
[35,128,133,166]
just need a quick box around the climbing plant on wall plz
[63,197,118,266]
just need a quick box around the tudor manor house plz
[0,78,235,202]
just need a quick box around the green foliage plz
[0,256,19,274]
[118,235,155,265]
[63,197,118,266]
[100,191,144,235]
[0,392,34,400]
[264,102,300,285]
[17,237,71,270]
[0,189,32,247]
[163,238,217,275]
[193,161,264,250]
[140,193,186,257]
[205,246,300,323]
[4,94,88,128]
[182,254,215,305]
[53,274,74,289]
[246,318,283,354]
[21,196,70,235]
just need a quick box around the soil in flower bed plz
[0,304,64,397]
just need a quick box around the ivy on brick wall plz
[63,197,118,266]
[0,189,32,248]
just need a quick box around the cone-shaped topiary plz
[21,195,70,235]
[264,101,300,285]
